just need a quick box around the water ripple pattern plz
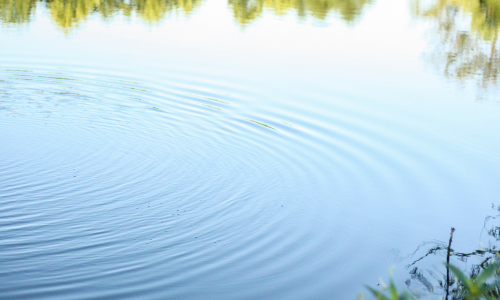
[1,65,497,299]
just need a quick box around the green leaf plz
[475,265,497,286]
[448,263,476,293]
[389,280,398,299]
[366,286,390,300]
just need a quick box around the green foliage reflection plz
[49,0,203,29]
[413,0,500,89]
[0,0,374,29]
[228,0,373,25]
[0,0,203,30]
[0,0,37,24]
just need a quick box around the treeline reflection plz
[0,0,373,29]
[413,0,500,89]
[0,0,37,24]
[3,0,500,90]
[0,0,203,29]
[229,0,373,25]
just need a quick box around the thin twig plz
[446,227,455,300]
[406,245,446,268]
[480,257,492,270]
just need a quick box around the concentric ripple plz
[1,64,498,299]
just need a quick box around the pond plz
[0,0,499,299]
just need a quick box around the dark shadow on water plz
[396,204,500,299]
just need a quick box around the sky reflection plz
[2,0,500,91]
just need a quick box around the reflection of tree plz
[49,0,202,29]
[0,0,373,28]
[125,0,202,22]
[228,0,373,25]
[0,0,202,30]
[47,0,111,30]
[414,0,500,89]
[0,0,38,24]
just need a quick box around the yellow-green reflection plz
[48,0,202,30]
[228,0,373,25]
[413,0,500,88]
[0,0,203,30]
[0,0,37,24]
[0,0,373,30]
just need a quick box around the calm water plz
[1,0,500,299]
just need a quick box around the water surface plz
[1,0,500,299]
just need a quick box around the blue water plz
[1,0,500,299]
